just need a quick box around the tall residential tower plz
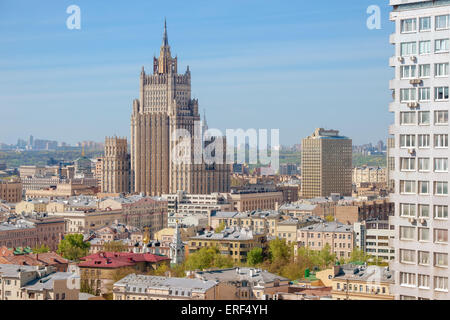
[388,0,449,300]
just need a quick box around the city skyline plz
[0,0,393,146]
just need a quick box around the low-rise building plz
[162,191,232,215]
[296,222,354,260]
[0,179,22,204]
[331,264,394,300]
[353,220,395,263]
[188,227,266,264]
[113,274,218,300]
[0,249,69,272]
[0,264,80,300]
[191,267,290,300]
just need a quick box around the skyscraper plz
[301,128,352,198]
[388,0,449,300]
[102,136,130,194]
[130,21,230,196]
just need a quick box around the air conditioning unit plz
[409,79,422,85]
[408,148,416,155]
[410,56,417,62]
[407,101,419,108]
[408,217,416,223]
[419,218,425,224]
[397,56,404,63]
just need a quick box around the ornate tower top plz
[154,19,177,74]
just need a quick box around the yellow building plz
[188,227,266,264]
[15,200,49,214]
[331,264,394,300]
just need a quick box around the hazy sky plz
[0,0,393,146]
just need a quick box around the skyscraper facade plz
[102,136,130,194]
[301,128,352,198]
[130,21,230,196]
[388,0,449,300]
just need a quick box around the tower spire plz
[163,18,168,46]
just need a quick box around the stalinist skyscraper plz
[130,20,230,196]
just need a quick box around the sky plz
[0,0,394,146]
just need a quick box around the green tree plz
[318,244,336,268]
[32,244,50,253]
[348,248,369,264]
[185,247,233,271]
[268,238,291,263]
[103,241,128,252]
[247,247,263,266]
[325,215,335,222]
[56,234,90,261]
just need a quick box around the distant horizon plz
[0,0,392,146]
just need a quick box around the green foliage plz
[214,221,226,234]
[325,215,335,222]
[247,247,263,266]
[111,267,136,283]
[348,248,369,264]
[0,150,103,168]
[352,154,386,167]
[103,241,128,253]
[268,238,292,263]
[56,234,90,261]
[32,244,50,253]
[184,247,233,271]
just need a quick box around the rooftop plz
[195,267,289,285]
[299,222,353,233]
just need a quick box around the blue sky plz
[0,0,393,146]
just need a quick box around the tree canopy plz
[57,234,90,261]
[184,246,233,271]
[247,247,263,266]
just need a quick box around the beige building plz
[0,179,22,203]
[352,166,387,186]
[301,128,352,198]
[113,274,218,300]
[331,264,394,300]
[163,191,232,215]
[296,222,354,260]
[0,264,80,300]
[224,191,283,212]
[15,199,49,214]
[209,211,282,236]
[102,137,130,194]
[130,21,230,196]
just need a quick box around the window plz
[434,181,448,195]
[400,226,415,240]
[401,42,417,56]
[401,18,417,33]
[400,249,416,263]
[400,134,416,148]
[435,205,448,219]
[418,181,429,195]
[400,272,416,287]
[419,17,431,31]
[435,39,449,53]
[419,64,430,78]
[419,40,431,54]
[434,134,448,148]
[400,203,416,217]
[418,274,430,288]
[435,63,449,77]
[418,88,431,101]
[400,88,416,102]
[434,253,448,268]
[435,87,449,101]
[418,111,430,125]
[418,251,430,265]
[400,181,416,194]
[417,134,430,148]
[434,229,448,244]
[435,111,448,125]
[434,276,448,292]
[434,158,448,172]
[418,228,430,242]
[400,112,416,125]
[401,158,415,171]
[400,65,417,79]
[419,204,430,218]
[418,157,430,170]
[435,15,450,30]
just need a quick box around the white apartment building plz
[388,0,450,300]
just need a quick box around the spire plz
[162,18,168,46]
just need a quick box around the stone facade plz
[101,137,130,194]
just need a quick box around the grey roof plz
[195,267,289,285]
[299,222,352,233]
[279,203,317,211]
[114,274,217,293]
[24,272,79,291]
[191,227,260,241]
[210,211,239,218]
[334,265,394,283]
[0,264,37,277]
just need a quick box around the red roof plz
[78,252,170,268]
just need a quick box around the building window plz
[435,87,449,101]
[401,18,417,33]
[400,272,416,287]
[419,17,431,31]
[400,65,417,79]
[400,41,417,56]
[418,228,430,242]
[434,276,448,292]
[418,157,430,170]
[400,88,417,102]
[434,158,448,172]
[434,253,448,268]
[418,204,430,218]
[418,251,430,265]
[419,40,431,55]
[435,205,448,219]
[400,134,416,148]
[435,111,448,125]
[400,181,416,194]
[435,14,450,30]
[400,112,416,124]
[400,249,416,264]
[418,181,429,195]
[434,134,448,148]
[434,181,448,196]
[434,229,448,244]
[419,64,430,78]
[435,63,449,77]
[400,226,415,240]
[400,158,415,171]
[418,274,430,289]
[418,88,431,101]
[400,203,416,217]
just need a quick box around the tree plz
[214,221,226,234]
[184,247,233,271]
[57,234,90,261]
[103,241,128,253]
[325,215,335,222]
[348,248,369,264]
[317,244,336,268]
[111,267,136,283]
[247,247,263,266]
[32,244,50,253]
[268,238,291,263]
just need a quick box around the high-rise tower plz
[130,21,230,196]
[102,136,130,194]
[388,0,449,300]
